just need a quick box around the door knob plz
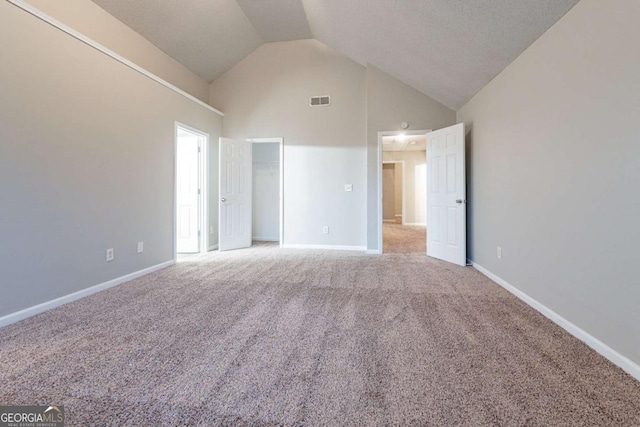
[221,197,227,202]
[456,199,463,204]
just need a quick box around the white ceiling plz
[382,135,426,152]
[91,0,579,109]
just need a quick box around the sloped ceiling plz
[91,0,579,110]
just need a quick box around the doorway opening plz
[175,123,208,256]
[251,140,282,245]
[378,130,429,254]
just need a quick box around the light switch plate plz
[345,184,353,192]
[137,242,144,253]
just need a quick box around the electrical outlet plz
[497,246,502,260]
[323,226,329,234]
[344,184,353,192]
[137,242,144,253]
[106,248,114,262]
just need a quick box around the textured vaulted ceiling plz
[91,0,579,109]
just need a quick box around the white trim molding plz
[253,237,279,242]
[472,261,640,382]
[404,222,427,227]
[0,260,175,328]
[208,244,219,251]
[6,0,223,117]
[283,244,366,252]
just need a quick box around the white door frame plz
[247,137,284,247]
[382,160,405,225]
[174,122,209,259]
[377,130,430,254]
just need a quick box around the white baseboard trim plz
[282,244,366,252]
[366,249,382,255]
[404,222,427,226]
[472,261,640,382]
[0,260,175,329]
[208,244,219,251]
[252,237,279,242]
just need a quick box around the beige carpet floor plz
[383,223,427,254]
[1,243,639,426]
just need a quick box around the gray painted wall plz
[457,0,640,365]
[0,1,222,317]
[210,40,367,248]
[366,66,456,251]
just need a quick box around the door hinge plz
[198,145,201,153]
[198,188,201,195]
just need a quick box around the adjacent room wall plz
[22,0,210,102]
[394,163,403,221]
[457,0,640,366]
[0,1,222,318]
[383,151,427,225]
[210,40,367,248]
[366,66,456,251]
[382,164,396,221]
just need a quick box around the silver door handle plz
[456,199,463,204]
[221,197,227,202]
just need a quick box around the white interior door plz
[219,137,252,251]
[176,135,200,253]
[426,123,466,266]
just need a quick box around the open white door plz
[426,123,466,266]
[176,134,200,253]
[219,137,252,251]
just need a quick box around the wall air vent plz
[310,95,331,107]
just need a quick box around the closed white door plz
[426,123,466,266]
[219,137,252,251]
[176,135,200,253]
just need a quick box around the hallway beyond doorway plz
[383,223,426,253]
